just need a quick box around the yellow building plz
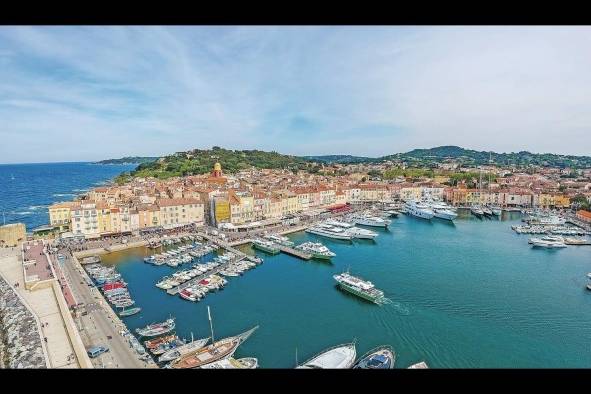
[49,201,79,232]
[213,198,231,225]
[0,223,26,247]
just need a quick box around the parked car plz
[87,346,109,358]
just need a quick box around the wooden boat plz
[199,357,258,369]
[144,334,177,349]
[169,326,258,369]
[169,307,258,369]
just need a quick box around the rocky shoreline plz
[0,276,46,368]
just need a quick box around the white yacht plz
[295,242,336,260]
[263,234,294,247]
[325,219,354,229]
[404,200,434,220]
[351,214,390,228]
[529,235,567,249]
[297,343,357,369]
[427,201,458,221]
[306,224,353,240]
[345,227,378,240]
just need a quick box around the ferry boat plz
[351,214,390,228]
[295,242,336,260]
[168,307,258,369]
[306,224,353,240]
[136,318,176,337]
[251,239,280,254]
[345,227,378,240]
[529,235,567,249]
[297,342,356,369]
[353,345,395,369]
[199,357,258,369]
[263,234,294,247]
[333,271,385,304]
[158,335,210,363]
[404,201,434,220]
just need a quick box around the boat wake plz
[53,193,75,197]
[385,300,411,315]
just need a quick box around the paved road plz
[59,253,150,368]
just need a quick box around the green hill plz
[381,146,591,168]
[117,147,310,182]
[302,155,378,164]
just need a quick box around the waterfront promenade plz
[57,249,156,368]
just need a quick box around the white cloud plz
[0,26,590,163]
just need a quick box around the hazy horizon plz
[1,26,591,163]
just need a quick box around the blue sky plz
[1,26,590,163]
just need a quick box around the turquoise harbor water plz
[102,211,591,368]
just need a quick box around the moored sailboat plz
[168,307,258,369]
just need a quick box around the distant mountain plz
[381,146,591,168]
[95,156,159,165]
[302,155,378,164]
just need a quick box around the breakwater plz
[0,276,47,368]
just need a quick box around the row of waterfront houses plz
[46,162,583,238]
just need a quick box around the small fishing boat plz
[118,307,142,317]
[144,334,177,350]
[352,345,395,369]
[136,318,176,338]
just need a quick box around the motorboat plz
[297,342,356,369]
[295,242,336,260]
[352,346,395,369]
[404,201,434,220]
[529,235,567,248]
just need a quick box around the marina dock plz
[165,254,246,295]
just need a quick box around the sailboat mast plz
[207,306,215,345]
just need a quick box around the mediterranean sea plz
[102,211,591,368]
[0,162,136,231]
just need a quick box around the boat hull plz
[335,282,382,304]
[252,243,280,254]
[306,228,352,240]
